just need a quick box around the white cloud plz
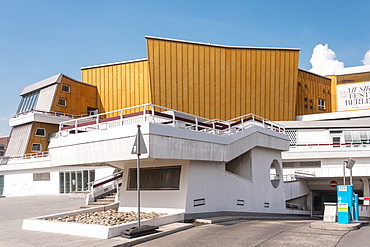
[0,116,9,122]
[362,50,370,65]
[309,44,344,76]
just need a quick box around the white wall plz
[3,171,57,196]
[184,147,287,214]
[2,166,114,197]
[297,129,327,144]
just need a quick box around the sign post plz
[131,125,147,228]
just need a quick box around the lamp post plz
[346,158,356,185]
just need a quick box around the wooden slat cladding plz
[81,60,151,116]
[146,38,300,121]
[336,72,370,85]
[296,70,332,116]
[51,76,98,116]
[25,122,59,154]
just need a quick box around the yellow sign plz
[338,203,348,213]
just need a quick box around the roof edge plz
[81,58,148,70]
[20,73,95,95]
[298,68,331,80]
[145,36,301,51]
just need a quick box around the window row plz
[17,90,40,114]
[59,170,95,193]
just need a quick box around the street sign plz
[131,125,147,155]
[330,180,338,188]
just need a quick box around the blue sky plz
[1,0,369,136]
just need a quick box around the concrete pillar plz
[361,178,369,197]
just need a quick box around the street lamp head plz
[346,158,356,169]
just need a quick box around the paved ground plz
[1,195,369,247]
[0,195,128,246]
[137,220,370,247]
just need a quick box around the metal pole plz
[137,125,141,228]
[350,167,353,185]
[343,161,346,185]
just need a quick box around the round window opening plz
[270,160,281,188]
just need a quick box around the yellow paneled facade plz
[296,69,332,116]
[146,37,301,121]
[82,37,307,121]
[81,60,151,115]
[51,76,98,116]
[26,122,59,154]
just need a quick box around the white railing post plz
[195,117,198,131]
[212,122,215,134]
[74,120,78,135]
[96,115,99,130]
[151,105,155,122]
[143,105,147,122]
[120,110,124,126]
[172,111,176,127]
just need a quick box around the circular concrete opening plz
[270,160,281,188]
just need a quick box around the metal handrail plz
[290,142,370,148]
[6,151,49,161]
[58,103,285,137]
[87,171,123,189]
[13,109,88,119]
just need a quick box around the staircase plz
[80,193,117,208]
[81,171,123,209]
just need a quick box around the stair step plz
[80,204,104,209]
[96,198,115,203]
[80,191,118,208]
[104,195,116,199]
[89,201,112,205]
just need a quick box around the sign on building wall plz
[337,81,370,111]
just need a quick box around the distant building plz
[0,136,9,157]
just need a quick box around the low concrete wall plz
[22,204,184,239]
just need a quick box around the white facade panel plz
[35,84,58,112]
[296,129,327,144]
[5,123,33,156]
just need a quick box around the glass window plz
[31,143,42,152]
[318,98,325,110]
[59,172,65,193]
[332,137,341,148]
[33,172,50,181]
[17,90,40,113]
[61,84,70,93]
[35,128,46,137]
[57,98,67,107]
[127,166,181,190]
[59,169,96,194]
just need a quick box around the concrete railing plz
[13,109,88,119]
[290,142,370,149]
[57,104,285,138]
[2,151,49,163]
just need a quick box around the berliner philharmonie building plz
[1,36,370,218]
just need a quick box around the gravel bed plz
[43,209,167,226]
